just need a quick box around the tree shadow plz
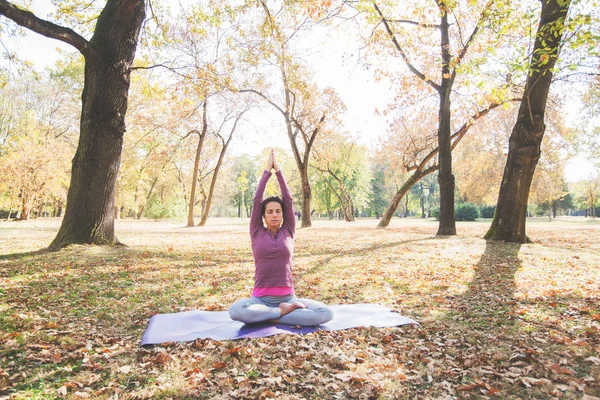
[0,249,50,261]
[297,236,439,277]
[450,240,522,330]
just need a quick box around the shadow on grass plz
[448,240,522,330]
[0,248,50,261]
[297,236,439,277]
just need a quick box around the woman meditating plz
[229,150,334,326]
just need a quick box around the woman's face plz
[264,201,283,230]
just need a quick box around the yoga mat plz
[141,304,417,345]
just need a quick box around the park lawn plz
[0,217,599,399]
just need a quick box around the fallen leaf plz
[547,363,576,376]
[57,385,68,397]
[584,356,600,365]
[118,365,132,374]
[457,382,479,391]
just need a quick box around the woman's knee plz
[318,306,334,324]
[229,299,249,321]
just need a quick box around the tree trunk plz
[137,177,158,219]
[2,0,149,250]
[20,196,30,221]
[378,166,438,228]
[436,9,456,236]
[201,191,208,218]
[56,201,63,218]
[326,169,355,222]
[300,167,312,228]
[485,0,570,243]
[187,101,208,227]
[420,182,426,218]
[199,131,233,226]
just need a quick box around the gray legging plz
[229,295,334,326]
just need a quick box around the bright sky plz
[2,2,596,182]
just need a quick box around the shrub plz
[143,196,173,220]
[430,206,440,220]
[479,205,496,219]
[456,203,480,221]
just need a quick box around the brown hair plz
[261,196,285,217]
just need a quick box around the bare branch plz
[130,63,188,72]
[238,88,286,116]
[452,1,494,79]
[305,114,326,156]
[373,2,440,92]
[406,100,519,172]
[388,19,440,29]
[0,0,97,59]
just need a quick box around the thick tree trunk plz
[378,166,438,228]
[31,0,146,250]
[50,56,134,248]
[485,0,570,243]
[436,10,456,236]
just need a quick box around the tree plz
[580,175,599,219]
[367,169,389,219]
[485,0,571,242]
[528,115,571,220]
[1,0,146,250]
[0,63,75,220]
[238,1,345,228]
[185,101,209,227]
[375,100,511,228]
[312,133,371,221]
[230,154,257,219]
[198,98,249,226]
[114,75,190,221]
[354,0,521,229]
[367,0,500,235]
[576,69,600,170]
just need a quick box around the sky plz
[1,1,596,182]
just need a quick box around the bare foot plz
[279,301,306,317]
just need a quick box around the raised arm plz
[250,170,272,236]
[275,170,295,236]
[272,151,296,236]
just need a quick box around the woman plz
[229,150,334,326]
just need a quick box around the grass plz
[0,216,599,399]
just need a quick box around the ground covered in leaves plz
[1,217,599,399]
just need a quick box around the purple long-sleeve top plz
[250,170,296,296]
